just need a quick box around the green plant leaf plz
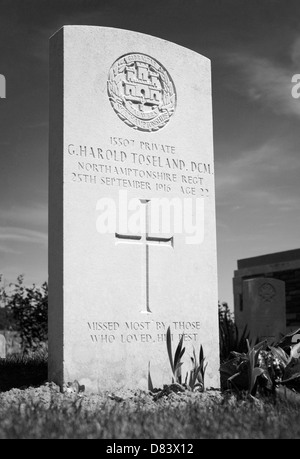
[178,347,185,365]
[199,345,204,364]
[174,334,184,370]
[250,367,265,395]
[148,361,154,392]
[253,340,268,352]
[290,342,300,360]
[188,371,194,389]
[269,346,289,365]
[277,328,300,351]
[283,358,300,381]
[228,372,241,383]
[188,365,202,389]
[166,326,174,375]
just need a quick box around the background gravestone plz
[0,334,6,359]
[233,249,300,333]
[235,278,286,343]
[49,26,219,392]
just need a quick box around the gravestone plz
[233,249,300,333]
[0,334,6,359]
[49,26,219,392]
[235,278,286,343]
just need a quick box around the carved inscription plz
[67,138,213,197]
[87,321,201,344]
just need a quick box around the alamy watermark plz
[95,190,205,245]
[0,74,6,98]
[292,333,300,344]
[291,74,300,99]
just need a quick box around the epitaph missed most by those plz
[49,26,219,392]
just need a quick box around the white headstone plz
[49,26,219,393]
[0,334,6,359]
[236,278,286,343]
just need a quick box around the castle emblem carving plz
[107,53,176,132]
[259,283,276,303]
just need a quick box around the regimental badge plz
[107,53,177,132]
[259,283,276,303]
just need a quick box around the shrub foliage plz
[2,275,48,353]
[218,302,249,363]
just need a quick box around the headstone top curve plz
[50,25,211,63]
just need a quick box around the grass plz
[0,351,300,439]
[0,387,300,439]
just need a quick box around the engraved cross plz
[115,199,174,313]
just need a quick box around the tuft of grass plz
[147,362,154,392]
[166,326,185,384]
[186,345,207,392]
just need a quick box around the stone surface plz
[0,334,6,359]
[49,26,219,393]
[235,278,286,343]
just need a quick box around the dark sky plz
[1,0,300,306]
